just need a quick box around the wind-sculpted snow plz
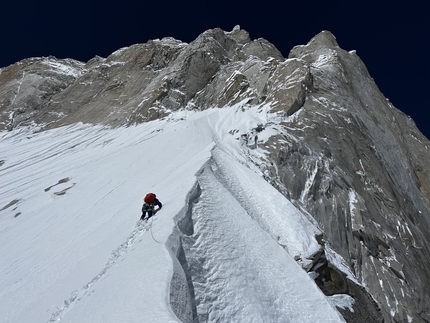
[211,147,321,265]
[174,153,344,322]
[0,107,350,322]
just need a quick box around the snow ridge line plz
[47,219,153,322]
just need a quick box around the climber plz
[140,192,162,221]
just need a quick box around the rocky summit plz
[1,27,429,322]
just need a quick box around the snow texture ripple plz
[175,149,344,322]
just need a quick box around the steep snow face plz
[173,148,343,322]
[0,106,347,323]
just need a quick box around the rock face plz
[0,27,303,131]
[1,27,429,322]
[257,31,430,322]
[0,28,285,130]
[0,57,85,130]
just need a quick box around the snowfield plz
[0,106,349,322]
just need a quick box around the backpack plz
[144,193,156,204]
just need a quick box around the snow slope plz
[0,106,348,322]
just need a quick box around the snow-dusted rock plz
[256,31,430,322]
[0,57,84,130]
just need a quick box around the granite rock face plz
[1,27,429,322]
[0,57,84,130]
[0,28,284,130]
[254,31,430,322]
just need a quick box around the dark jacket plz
[141,198,162,219]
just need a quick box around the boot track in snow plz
[48,219,156,322]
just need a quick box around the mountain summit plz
[1,28,429,322]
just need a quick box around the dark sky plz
[1,1,428,139]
